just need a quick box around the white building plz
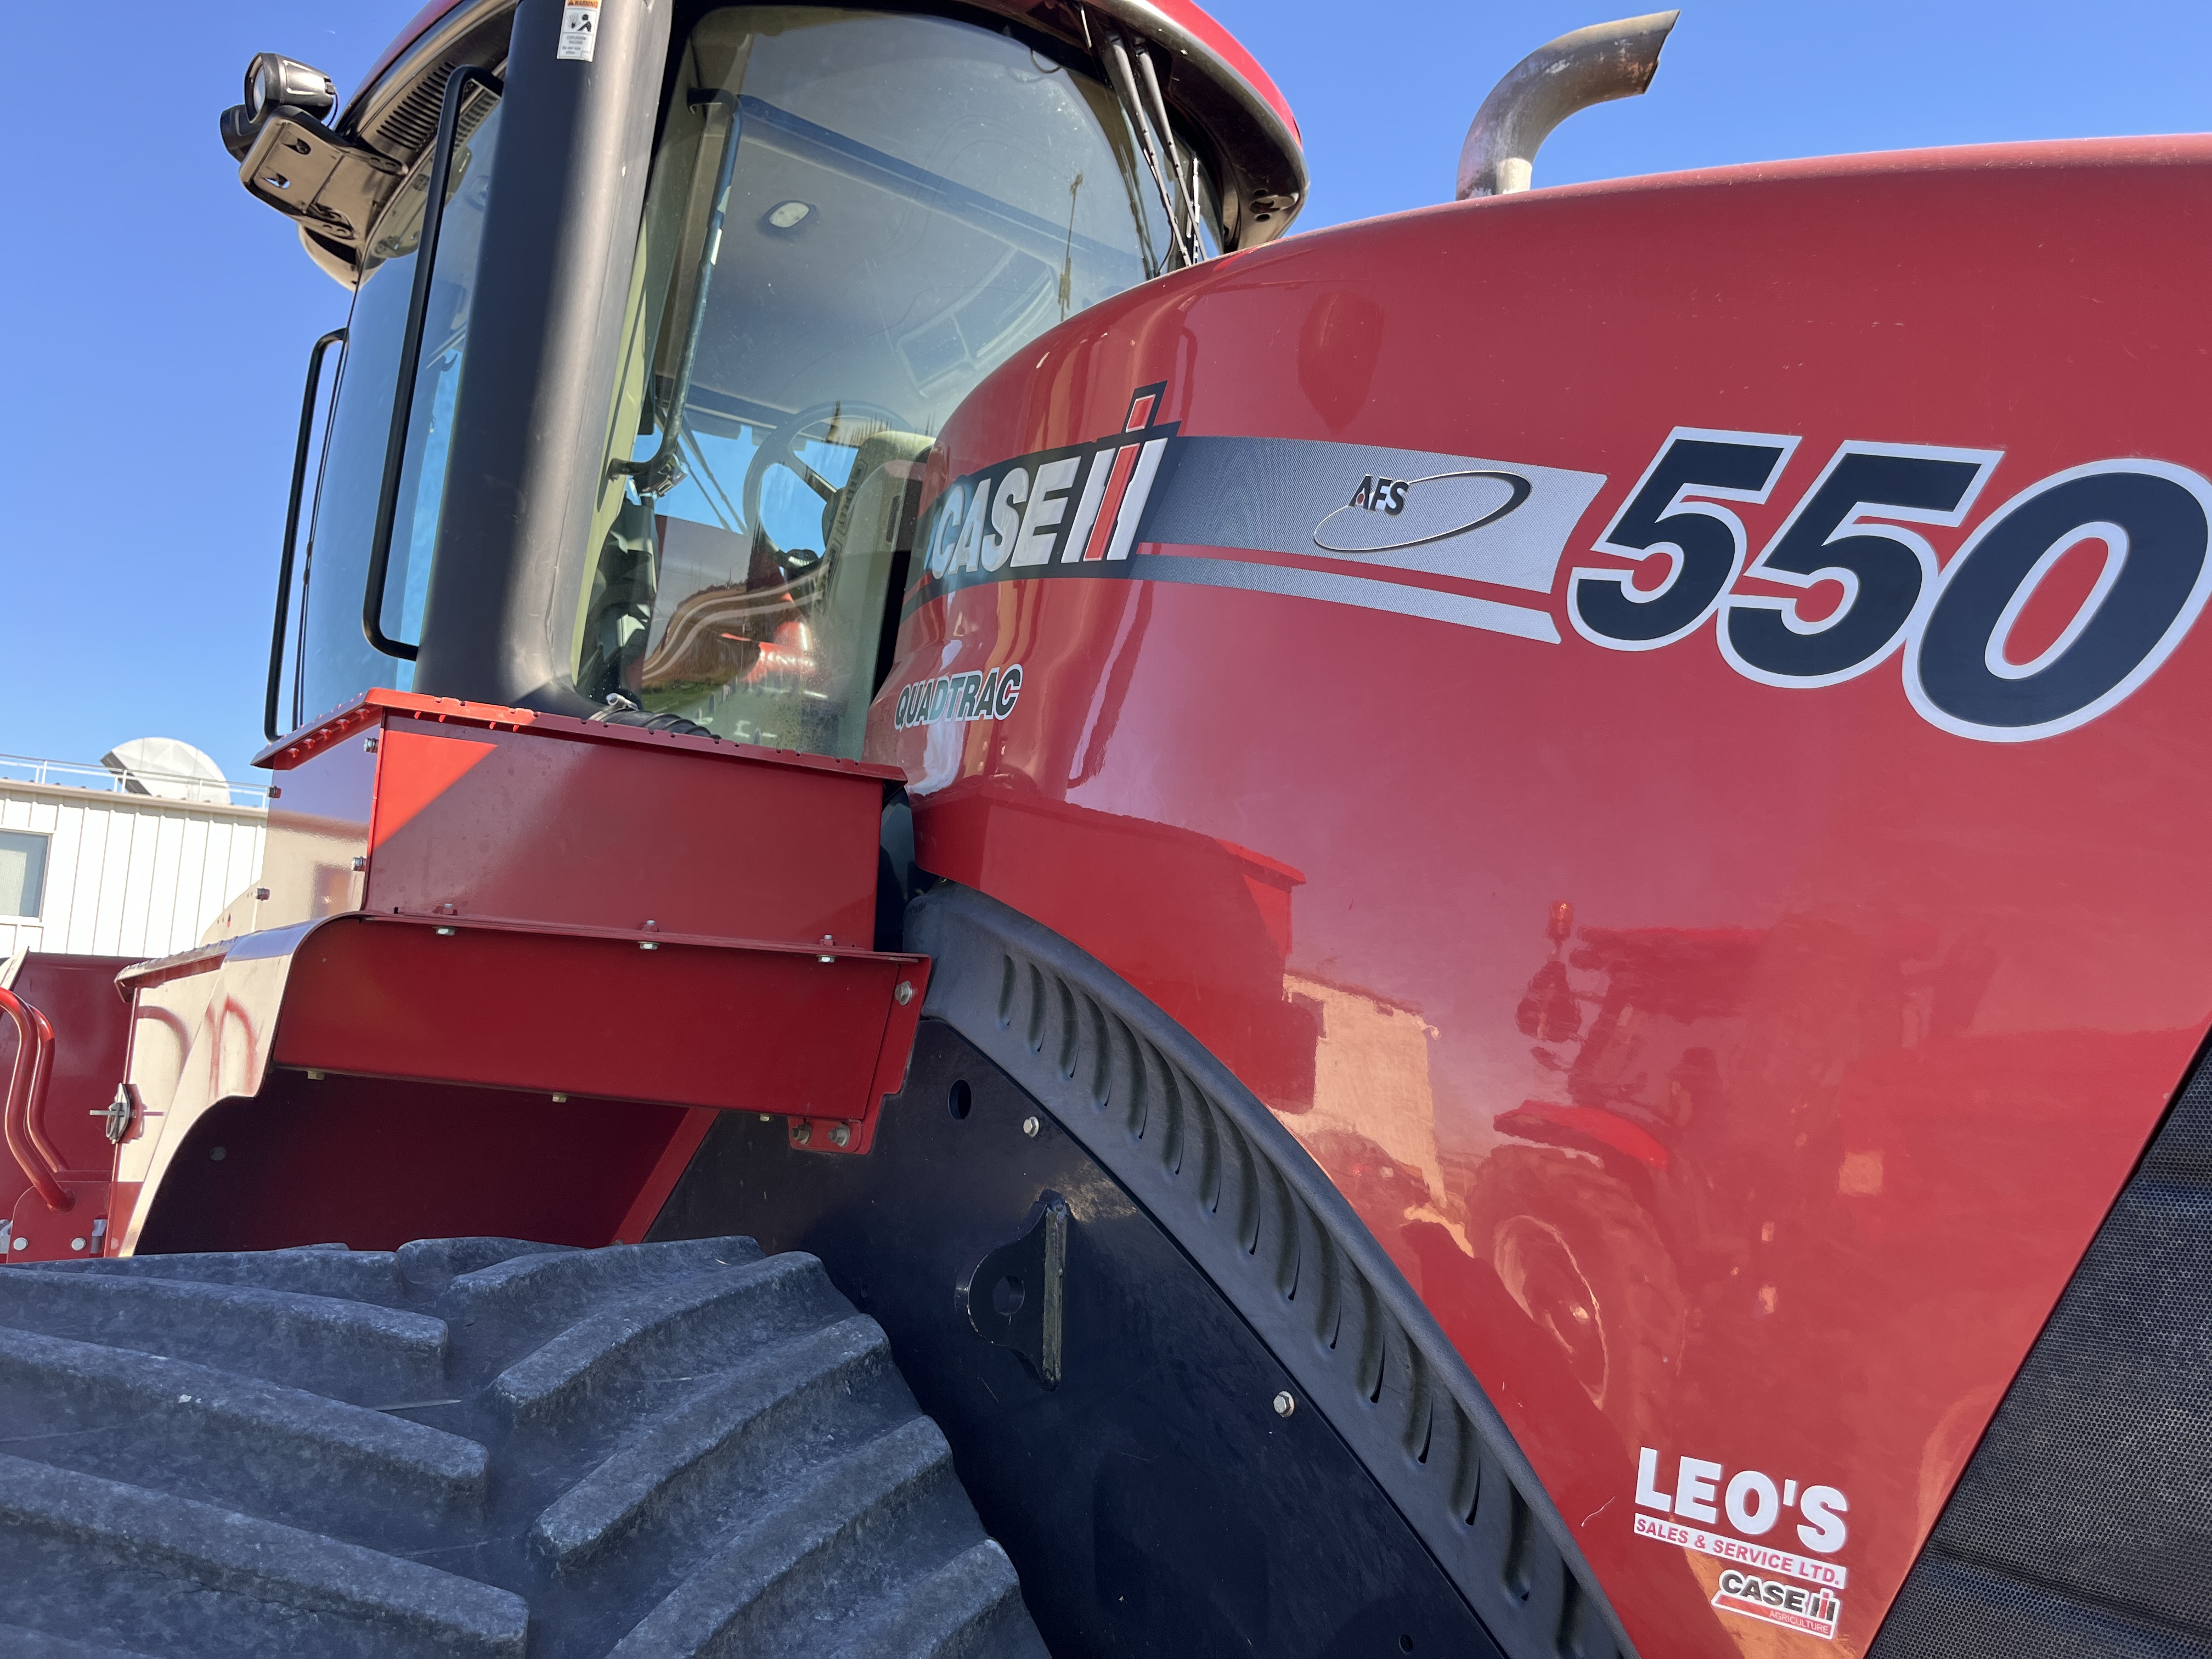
[0,744,268,964]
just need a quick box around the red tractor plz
[2,3,2205,1655]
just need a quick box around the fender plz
[907,881,1635,1657]
[653,880,1637,1659]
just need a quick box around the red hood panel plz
[869,136,2212,1655]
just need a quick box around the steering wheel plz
[740,399,907,561]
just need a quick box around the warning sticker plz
[557,0,599,61]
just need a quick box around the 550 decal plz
[1571,427,2212,742]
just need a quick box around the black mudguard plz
[652,882,1634,1659]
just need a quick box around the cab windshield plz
[575,5,1201,755]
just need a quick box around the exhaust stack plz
[1456,10,1678,200]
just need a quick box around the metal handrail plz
[0,754,269,809]
[268,327,347,741]
[0,986,68,1212]
[364,64,504,662]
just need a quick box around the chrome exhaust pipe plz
[1455,10,1678,200]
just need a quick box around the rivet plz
[1021,1115,1040,1138]
[9,1238,24,1251]
[830,1123,851,1147]
[436,927,456,936]
[210,1147,228,1163]
[1273,1391,1296,1418]
[70,1238,85,1252]
[817,933,837,966]
[351,856,367,871]
[894,980,915,1006]
[793,1121,812,1146]
[643,920,659,931]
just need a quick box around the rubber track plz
[0,1237,1046,1659]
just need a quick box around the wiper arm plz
[1099,30,1201,268]
[615,91,744,499]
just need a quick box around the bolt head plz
[1272,1390,1296,1418]
[640,940,660,951]
[894,980,915,1006]
[435,927,456,937]
[1021,1115,1041,1138]
[793,1121,812,1146]
[551,1093,568,1103]
[70,1238,84,1252]
[830,1123,851,1147]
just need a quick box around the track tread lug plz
[0,1326,488,1534]
[531,1312,896,1571]
[492,1252,841,1425]
[608,1415,961,1657]
[0,1234,1038,1657]
[0,1269,448,1403]
[0,1453,528,1659]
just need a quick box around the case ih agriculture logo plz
[1712,1572,1843,1641]
[1633,1446,1849,1641]
[906,404,2212,743]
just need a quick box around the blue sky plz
[5,0,2209,785]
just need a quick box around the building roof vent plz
[100,738,232,805]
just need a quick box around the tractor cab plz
[236,0,1304,757]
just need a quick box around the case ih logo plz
[913,385,1176,589]
[1712,1571,1843,1641]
